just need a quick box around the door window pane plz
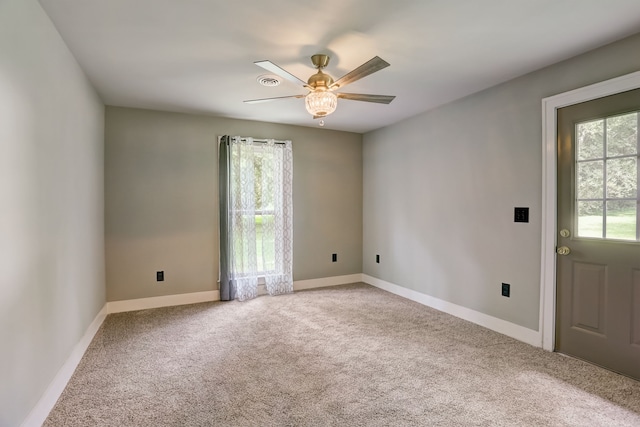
[606,157,637,198]
[577,119,604,160]
[577,201,603,238]
[606,200,637,240]
[575,110,639,241]
[606,113,638,157]
[577,161,603,199]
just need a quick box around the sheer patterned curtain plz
[219,136,293,301]
[230,137,259,300]
[261,139,293,296]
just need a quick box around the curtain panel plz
[218,135,235,301]
[219,136,293,301]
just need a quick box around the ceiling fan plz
[244,54,395,119]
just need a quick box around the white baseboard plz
[106,274,364,314]
[21,305,108,427]
[107,290,221,314]
[362,274,542,347]
[294,273,363,291]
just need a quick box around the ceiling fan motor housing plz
[307,70,334,90]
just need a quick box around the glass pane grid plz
[575,111,639,242]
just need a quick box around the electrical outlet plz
[501,283,510,297]
[332,253,337,262]
[157,271,164,282]
[376,254,380,264]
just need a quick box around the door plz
[556,88,640,380]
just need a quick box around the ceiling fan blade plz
[330,56,390,89]
[337,93,395,104]
[254,60,309,88]
[244,94,305,104]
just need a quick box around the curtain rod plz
[235,137,288,145]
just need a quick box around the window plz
[576,111,639,240]
[230,143,278,275]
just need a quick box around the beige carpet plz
[45,283,640,426]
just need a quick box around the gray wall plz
[0,1,105,425]
[105,107,362,301]
[363,33,640,331]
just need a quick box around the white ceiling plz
[39,0,640,134]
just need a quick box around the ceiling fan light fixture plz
[305,90,337,117]
[249,54,394,118]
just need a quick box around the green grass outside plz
[578,208,637,240]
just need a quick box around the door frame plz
[540,70,640,351]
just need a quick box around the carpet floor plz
[45,283,640,426]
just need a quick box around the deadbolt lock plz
[559,229,570,238]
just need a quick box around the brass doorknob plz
[557,246,571,256]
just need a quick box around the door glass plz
[577,161,603,199]
[606,157,637,198]
[606,200,636,240]
[575,111,639,241]
[577,201,603,238]
[607,113,637,156]
[577,119,604,160]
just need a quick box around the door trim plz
[540,70,640,351]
